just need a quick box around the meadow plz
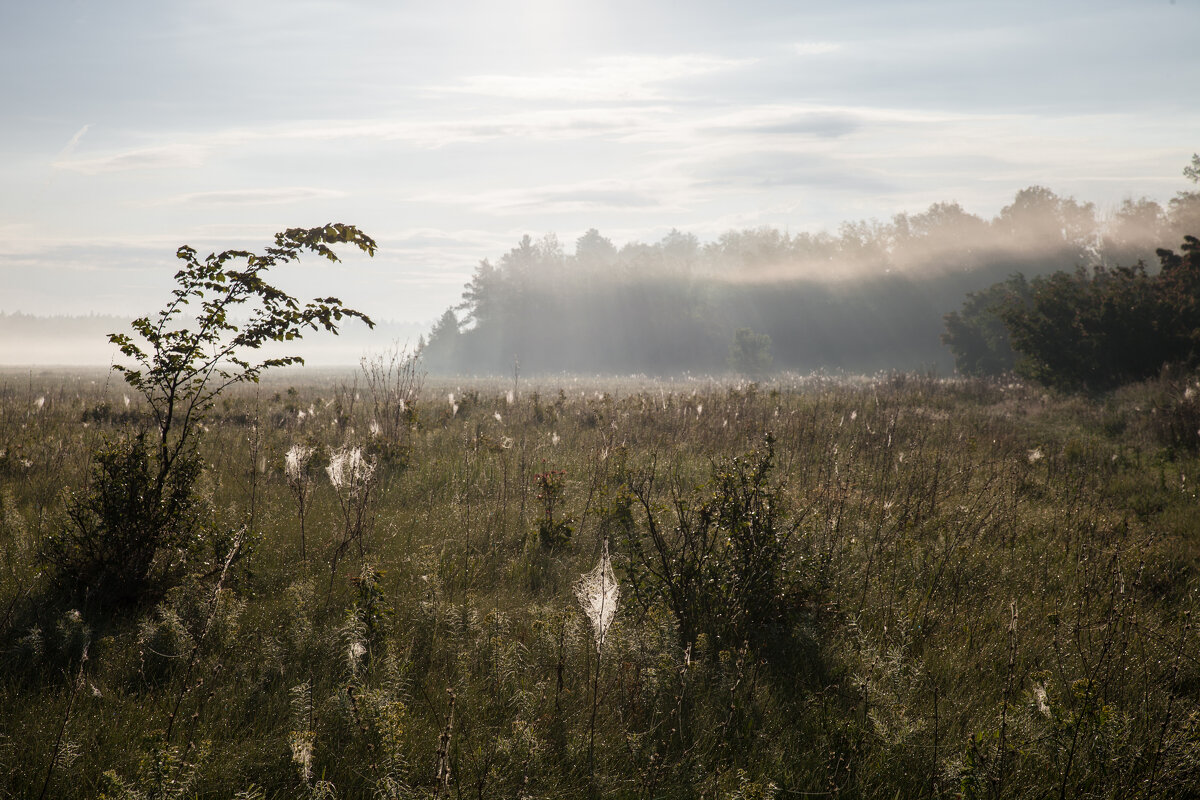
[1,364,1198,798]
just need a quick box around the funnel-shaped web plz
[575,542,620,653]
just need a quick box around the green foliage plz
[1184,152,1200,184]
[534,469,573,549]
[96,737,211,800]
[728,328,773,378]
[421,178,1200,375]
[109,223,376,479]
[1003,263,1162,390]
[622,435,800,651]
[47,225,376,608]
[704,434,795,644]
[419,308,461,371]
[1147,374,1200,453]
[7,374,1200,798]
[348,563,390,659]
[941,274,1029,376]
[1155,235,1200,364]
[41,434,210,608]
[945,157,1200,389]
[998,238,1200,391]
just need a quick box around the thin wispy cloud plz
[794,42,842,56]
[53,144,208,174]
[698,150,893,192]
[419,178,683,215]
[703,106,863,138]
[164,187,348,206]
[436,54,756,102]
[42,106,673,173]
[54,124,92,161]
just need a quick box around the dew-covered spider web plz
[575,541,620,653]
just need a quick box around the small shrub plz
[534,469,573,549]
[41,434,211,608]
[623,435,803,651]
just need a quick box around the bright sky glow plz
[2,0,1197,327]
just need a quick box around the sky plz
[2,0,1198,335]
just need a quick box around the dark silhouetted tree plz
[941,274,1030,376]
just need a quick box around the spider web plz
[575,542,620,653]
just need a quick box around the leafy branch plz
[109,224,377,486]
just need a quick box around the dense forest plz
[421,179,1200,376]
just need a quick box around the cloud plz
[368,107,672,147]
[436,54,756,103]
[54,124,92,161]
[794,42,841,56]
[43,106,673,173]
[517,188,663,211]
[706,108,862,138]
[699,151,893,192]
[420,179,676,215]
[164,187,348,206]
[52,144,207,174]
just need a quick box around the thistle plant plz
[284,444,316,563]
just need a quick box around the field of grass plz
[1,366,1198,798]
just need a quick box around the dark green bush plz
[622,435,803,652]
[534,469,573,549]
[941,274,1030,376]
[944,236,1200,391]
[41,434,210,608]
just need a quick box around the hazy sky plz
[2,0,1197,326]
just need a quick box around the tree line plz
[420,171,1200,378]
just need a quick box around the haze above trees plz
[421,180,1200,376]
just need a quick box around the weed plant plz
[0,368,1198,798]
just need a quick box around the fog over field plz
[3,0,1198,374]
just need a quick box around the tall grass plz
[0,367,1197,797]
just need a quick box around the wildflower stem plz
[39,647,87,800]
[165,531,243,744]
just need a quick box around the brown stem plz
[39,648,88,800]
[165,532,243,744]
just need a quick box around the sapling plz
[45,224,376,606]
[109,224,377,497]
